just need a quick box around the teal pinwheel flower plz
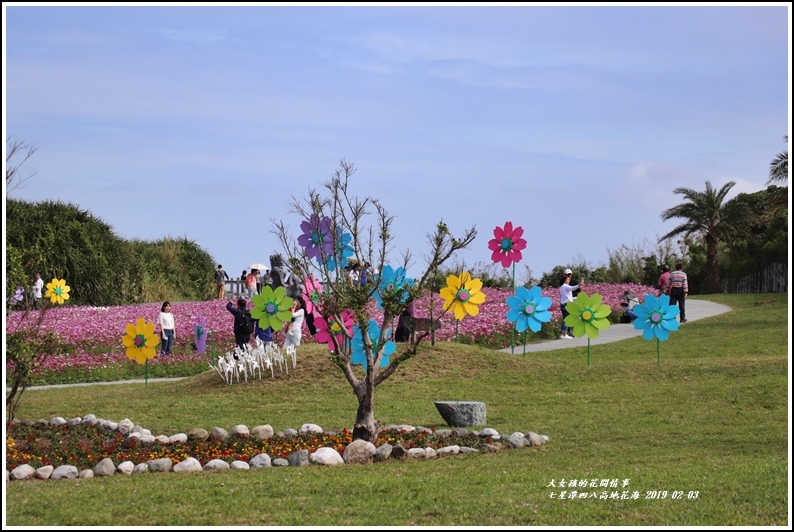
[373,265,414,309]
[563,292,611,339]
[350,319,395,369]
[506,285,552,333]
[633,293,680,341]
[251,286,294,332]
[319,226,354,270]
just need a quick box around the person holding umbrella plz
[249,262,269,296]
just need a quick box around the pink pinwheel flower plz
[313,310,354,351]
[488,221,527,268]
[302,275,323,317]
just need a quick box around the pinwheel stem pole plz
[657,338,661,367]
[522,330,527,356]
[510,263,516,354]
[145,359,149,384]
[587,336,590,367]
[455,320,459,343]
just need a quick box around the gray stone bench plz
[434,401,486,427]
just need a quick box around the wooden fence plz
[720,262,788,294]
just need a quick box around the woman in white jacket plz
[284,297,305,349]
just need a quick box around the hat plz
[564,268,573,275]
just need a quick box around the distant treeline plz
[6,199,216,306]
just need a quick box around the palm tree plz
[659,181,750,293]
[767,135,788,185]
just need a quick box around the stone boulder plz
[434,401,486,427]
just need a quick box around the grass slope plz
[4,294,790,526]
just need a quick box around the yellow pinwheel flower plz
[563,292,612,339]
[122,318,160,365]
[439,271,486,321]
[45,278,71,305]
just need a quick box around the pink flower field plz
[6,283,656,376]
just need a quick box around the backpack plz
[234,311,255,335]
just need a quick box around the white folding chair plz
[285,345,297,369]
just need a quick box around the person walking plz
[158,301,176,355]
[359,262,371,286]
[246,269,258,298]
[31,272,44,310]
[215,264,229,300]
[558,268,582,339]
[283,297,305,349]
[347,263,361,286]
[657,264,671,297]
[666,262,689,323]
[254,319,273,349]
[619,290,640,322]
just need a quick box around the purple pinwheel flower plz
[297,214,333,261]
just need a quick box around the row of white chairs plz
[209,340,297,385]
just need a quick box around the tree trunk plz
[707,234,720,293]
[351,377,379,443]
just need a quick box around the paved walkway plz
[500,299,732,355]
[14,300,732,390]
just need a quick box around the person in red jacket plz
[657,264,670,297]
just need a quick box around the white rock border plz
[6,415,549,482]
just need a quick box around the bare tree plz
[6,137,39,193]
[272,160,476,442]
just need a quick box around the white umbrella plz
[249,263,269,271]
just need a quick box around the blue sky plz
[3,4,790,283]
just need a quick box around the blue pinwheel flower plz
[373,265,414,309]
[298,214,333,261]
[633,293,680,341]
[350,319,395,369]
[318,226,354,270]
[506,285,552,333]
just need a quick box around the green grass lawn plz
[4,293,790,526]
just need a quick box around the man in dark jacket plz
[226,298,252,352]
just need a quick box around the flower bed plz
[6,421,498,471]
[5,284,657,378]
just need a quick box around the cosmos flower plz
[563,292,612,339]
[350,319,396,369]
[373,265,414,309]
[297,214,333,261]
[506,285,552,333]
[121,318,160,364]
[488,221,527,268]
[251,286,294,332]
[45,278,71,305]
[320,226,354,271]
[302,275,323,317]
[439,272,486,321]
[314,310,355,351]
[632,293,680,341]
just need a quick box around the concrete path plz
[500,299,732,355]
[16,377,187,391]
